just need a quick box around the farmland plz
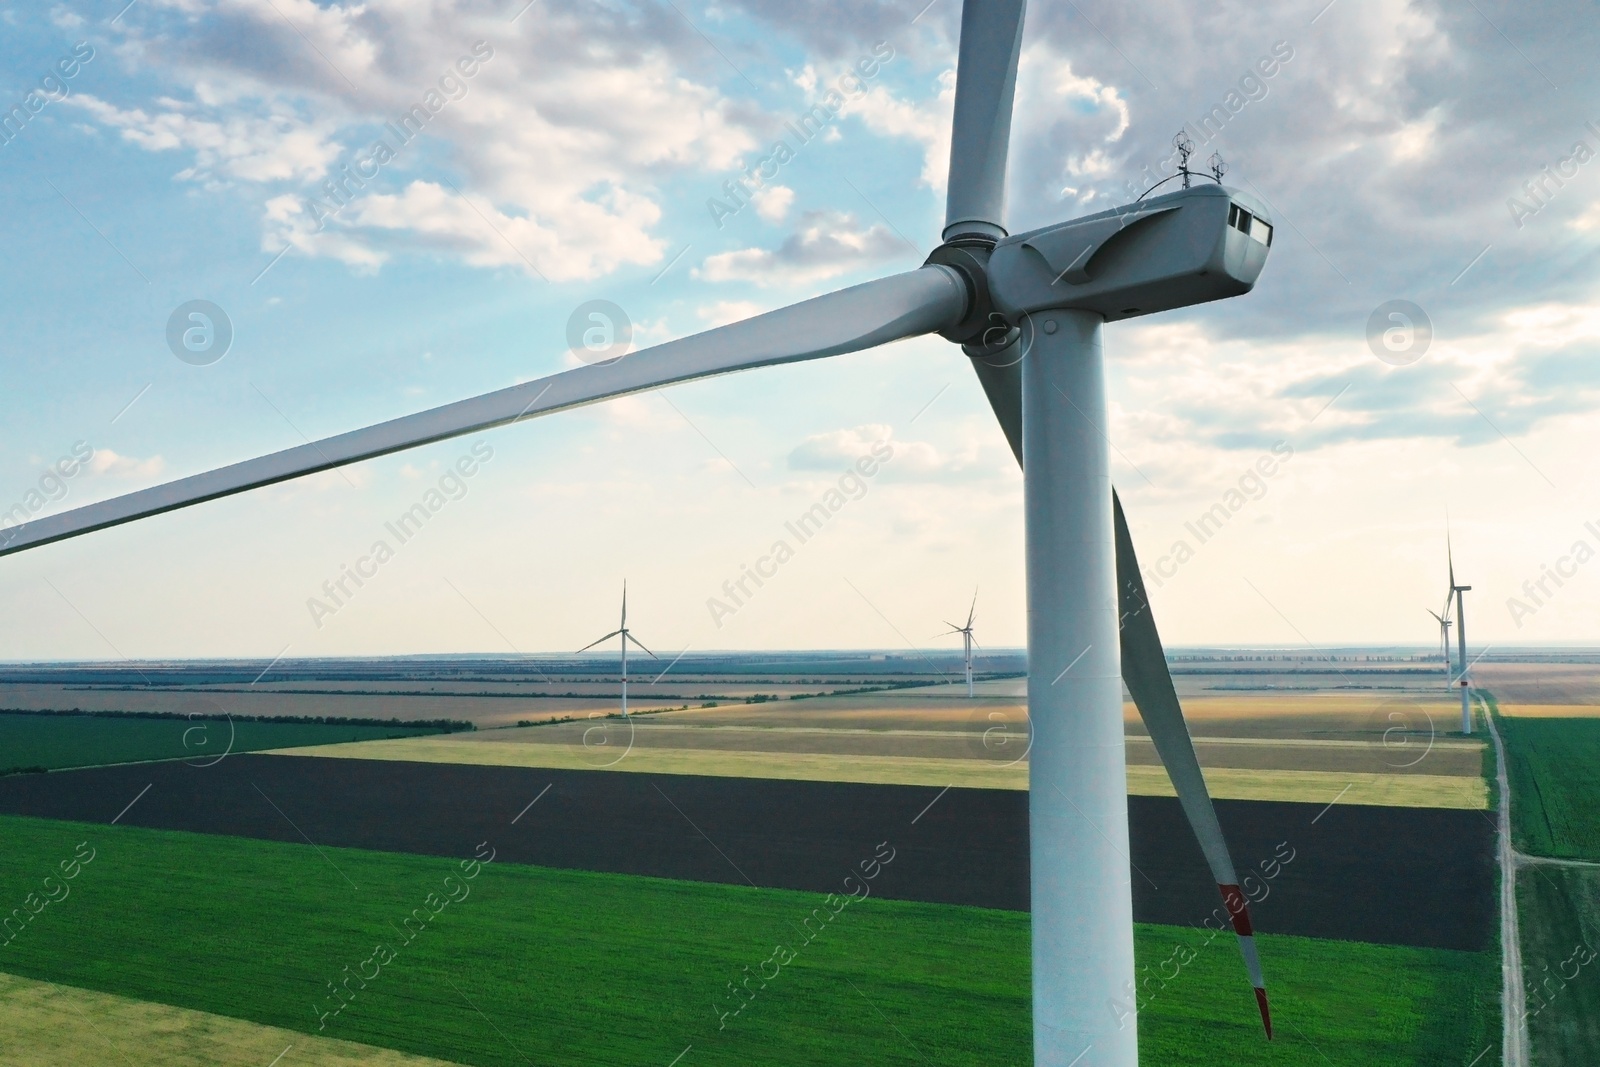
[1494,706,1600,858]
[1489,690,1600,1065]
[0,653,1511,1065]
[264,681,1487,809]
[0,812,1499,1066]
[0,710,464,775]
[1515,866,1600,1067]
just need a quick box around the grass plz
[0,711,461,774]
[0,813,1498,1066]
[1492,698,1600,857]
[1515,865,1600,1066]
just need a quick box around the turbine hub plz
[923,235,1017,355]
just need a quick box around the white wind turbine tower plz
[941,590,979,697]
[1449,538,1473,735]
[0,2,1284,1059]
[1427,606,1452,687]
[577,582,657,717]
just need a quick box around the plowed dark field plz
[0,753,1493,949]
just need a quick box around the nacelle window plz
[1228,203,1273,247]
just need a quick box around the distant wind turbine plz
[577,582,657,717]
[1448,537,1472,735]
[941,590,979,697]
[1426,607,1452,688]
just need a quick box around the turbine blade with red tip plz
[1113,491,1272,1039]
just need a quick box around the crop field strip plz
[0,813,1500,1067]
[1493,708,1600,858]
[0,755,1494,948]
[0,710,458,774]
[0,678,1471,732]
[0,971,469,1067]
[0,678,980,730]
[1515,866,1600,1067]
[432,718,1486,774]
[276,733,1488,809]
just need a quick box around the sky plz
[1,0,1599,660]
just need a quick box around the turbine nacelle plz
[991,185,1273,324]
[929,185,1274,352]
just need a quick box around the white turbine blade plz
[621,581,628,629]
[624,631,659,659]
[1113,491,1272,1039]
[944,0,1028,238]
[966,588,977,631]
[0,268,966,559]
[577,630,623,654]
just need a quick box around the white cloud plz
[1101,292,1600,480]
[840,69,955,193]
[698,300,765,328]
[73,0,762,281]
[1571,200,1600,232]
[789,424,892,468]
[788,424,1001,482]
[1006,47,1132,217]
[350,181,662,282]
[67,94,340,184]
[86,451,165,479]
[752,184,794,222]
[697,210,906,287]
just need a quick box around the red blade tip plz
[1254,987,1273,1040]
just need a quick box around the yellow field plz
[276,738,1030,790]
[425,715,1483,778]
[276,736,1487,809]
[1131,735,1483,777]
[1138,691,1469,740]
[1494,702,1600,718]
[0,971,465,1067]
[1126,765,1487,809]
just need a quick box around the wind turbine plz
[577,582,657,717]
[1449,539,1473,734]
[1426,607,1453,688]
[941,589,979,697]
[0,1,1281,1059]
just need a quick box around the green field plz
[1494,705,1600,858]
[0,711,463,774]
[0,813,1498,1065]
[1517,866,1600,1067]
